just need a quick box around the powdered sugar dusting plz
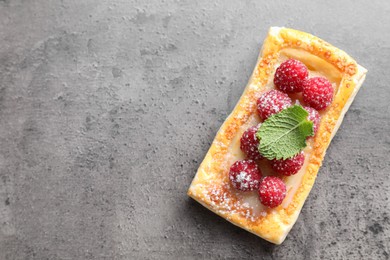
[229,160,261,192]
[274,59,308,93]
[304,106,321,135]
[203,183,266,222]
[259,176,287,208]
[271,152,305,176]
[303,77,334,110]
[240,124,263,160]
[256,90,292,120]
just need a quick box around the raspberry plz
[229,160,262,192]
[240,124,263,160]
[303,77,334,110]
[270,152,305,176]
[304,106,320,135]
[257,90,292,120]
[274,59,308,93]
[258,176,286,208]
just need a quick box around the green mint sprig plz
[257,105,314,160]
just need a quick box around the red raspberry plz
[270,152,305,176]
[257,90,292,120]
[274,59,308,93]
[240,124,263,160]
[303,77,334,110]
[229,160,262,192]
[304,106,321,135]
[258,176,286,208]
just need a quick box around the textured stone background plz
[0,0,389,259]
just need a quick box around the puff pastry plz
[187,27,367,244]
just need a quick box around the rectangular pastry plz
[187,27,367,244]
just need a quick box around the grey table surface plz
[0,0,389,259]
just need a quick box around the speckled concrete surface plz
[0,0,389,259]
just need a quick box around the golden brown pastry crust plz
[187,27,367,244]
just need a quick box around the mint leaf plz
[257,105,313,160]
